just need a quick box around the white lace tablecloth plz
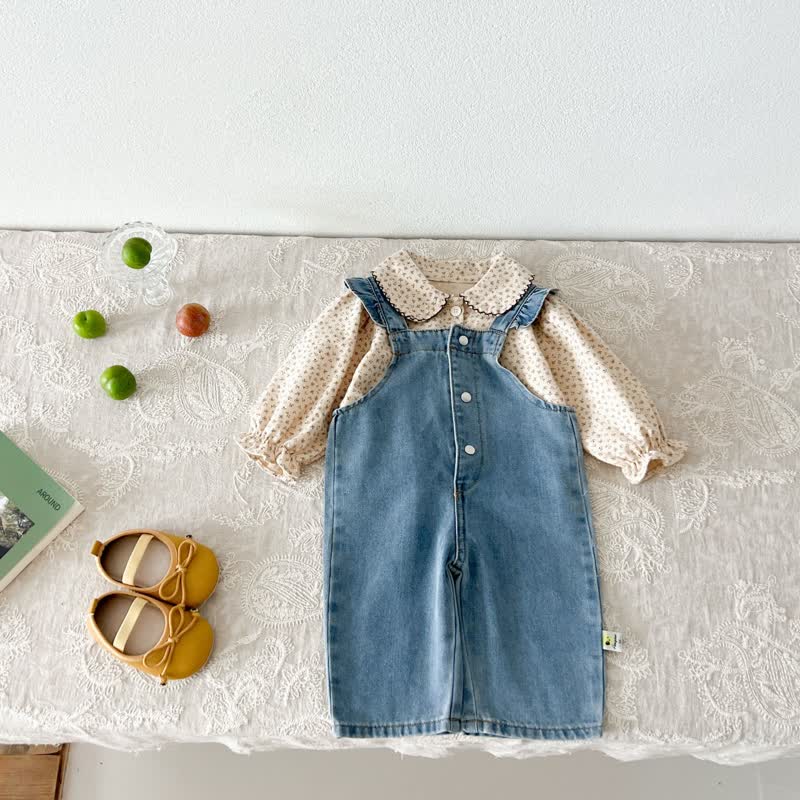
[1,230,799,764]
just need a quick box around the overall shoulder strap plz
[489,283,559,334]
[343,275,409,333]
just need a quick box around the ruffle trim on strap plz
[508,286,560,329]
[620,437,689,484]
[344,276,392,328]
[235,430,303,485]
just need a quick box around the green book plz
[0,432,84,592]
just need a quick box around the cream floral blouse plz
[238,249,688,485]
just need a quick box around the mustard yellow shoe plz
[90,529,219,609]
[87,591,214,685]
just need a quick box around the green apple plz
[99,365,137,400]
[72,309,107,339]
[121,237,152,269]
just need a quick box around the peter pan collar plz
[370,249,535,321]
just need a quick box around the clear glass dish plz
[100,221,178,307]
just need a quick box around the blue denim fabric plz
[322,275,604,739]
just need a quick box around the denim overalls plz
[322,274,604,740]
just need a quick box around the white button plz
[461,391,472,402]
[450,306,462,317]
[458,335,469,345]
[464,444,476,455]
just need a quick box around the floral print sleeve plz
[512,294,688,483]
[236,288,371,483]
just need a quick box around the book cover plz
[0,432,84,591]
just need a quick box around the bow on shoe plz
[142,603,199,685]
[157,538,197,606]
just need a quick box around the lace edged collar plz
[370,249,535,322]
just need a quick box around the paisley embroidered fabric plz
[3,229,798,761]
[238,249,688,485]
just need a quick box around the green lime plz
[72,309,107,339]
[121,237,152,269]
[99,365,137,400]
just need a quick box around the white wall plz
[2,1,798,240]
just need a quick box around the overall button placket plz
[448,328,482,491]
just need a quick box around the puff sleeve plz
[236,287,371,484]
[506,294,688,484]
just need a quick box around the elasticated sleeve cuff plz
[619,437,689,484]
